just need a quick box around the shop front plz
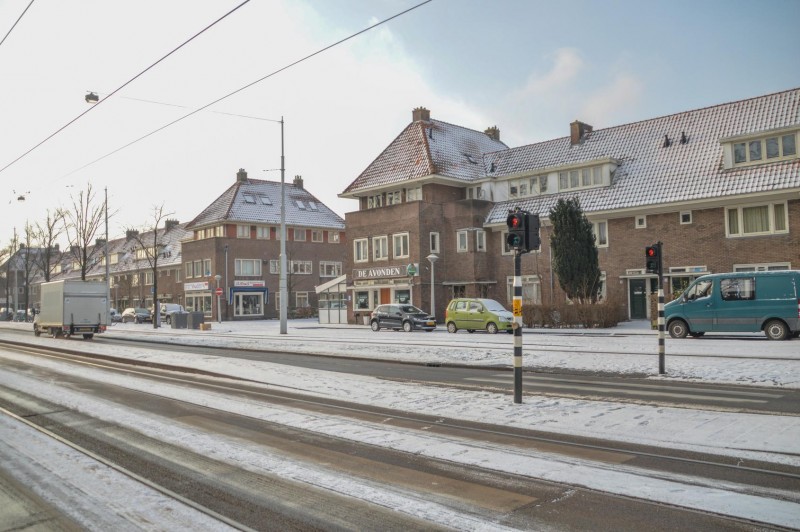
[184,281,213,318]
[351,264,418,325]
[229,280,268,319]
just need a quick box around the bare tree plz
[31,209,66,282]
[0,236,15,314]
[127,204,173,328]
[64,183,105,280]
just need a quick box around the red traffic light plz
[646,247,656,257]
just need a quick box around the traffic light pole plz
[513,250,523,404]
[656,242,665,375]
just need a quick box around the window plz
[145,271,154,285]
[354,239,368,263]
[269,260,279,274]
[430,232,440,253]
[237,225,250,238]
[506,275,542,305]
[373,236,389,260]
[311,230,323,243]
[235,259,261,276]
[203,259,211,277]
[386,190,401,205]
[320,261,342,277]
[680,211,692,225]
[733,132,797,166]
[355,291,370,310]
[734,262,791,272]
[290,261,312,274]
[720,277,755,301]
[256,226,270,239]
[592,221,609,247]
[296,292,310,308]
[726,202,788,237]
[457,230,469,252]
[405,186,422,201]
[635,216,646,229]
[367,194,383,208]
[501,231,513,255]
[243,193,256,204]
[258,194,272,205]
[293,228,306,241]
[329,232,340,243]
[476,230,486,252]
[215,225,224,237]
[558,166,604,191]
[393,233,409,258]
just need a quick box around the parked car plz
[370,304,436,332]
[109,308,122,323]
[156,303,186,324]
[121,307,152,324]
[445,298,514,334]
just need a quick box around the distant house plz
[182,169,346,320]
[340,90,800,322]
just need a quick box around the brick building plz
[340,90,800,322]
[182,169,346,320]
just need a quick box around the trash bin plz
[170,312,188,329]
[187,312,205,329]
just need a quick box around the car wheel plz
[467,329,475,333]
[82,334,94,340]
[486,322,499,334]
[447,322,457,333]
[668,320,689,339]
[135,317,141,324]
[764,320,788,341]
[33,325,41,337]
[506,329,514,334]
[166,316,171,325]
[403,321,413,332]
[370,320,380,332]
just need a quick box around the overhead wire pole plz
[279,117,287,335]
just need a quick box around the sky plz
[1,0,798,249]
[1,319,799,528]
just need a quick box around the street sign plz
[215,287,223,296]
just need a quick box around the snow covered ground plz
[1,319,799,529]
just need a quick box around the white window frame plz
[725,201,788,237]
[311,230,323,243]
[405,186,422,202]
[237,224,250,238]
[430,232,440,253]
[457,230,469,253]
[373,235,389,261]
[293,228,306,242]
[235,258,262,276]
[505,275,542,305]
[354,238,368,263]
[256,226,270,240]
[731,131,798,167]
[393,233,409,259]
[296,292,310,308]
[329,231,340,243]
[290,260,313,274]
[476,230,486,252]
[733,262,792,272]
[680,211,692,225]
[269,260,279,274]
[501,231,513,255]
[635,215,646,229]
[319,261,342,277]
[592,221,609,248]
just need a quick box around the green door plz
[630,279,648,319]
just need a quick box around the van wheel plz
[486,322,499,334]
[764,320,788,341]
[34,326,41,337]
[370,320,380,332]
[82,334,94,340]
[403,321,413,333]
[447,322,457,333]
[688,332,705,338]
[668,320,689,339]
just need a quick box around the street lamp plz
[214,274,222,323]
[262,117,288,334]
[426,253,439,320]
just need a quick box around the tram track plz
[2,340,800,529]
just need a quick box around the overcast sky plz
[1,0,798,248]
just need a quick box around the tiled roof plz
[342,119,508,194]
[486,88,800,224]
[187,178,345,230]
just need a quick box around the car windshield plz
[481,300,507,312]
[400,305,425,314]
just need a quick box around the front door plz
[380,288,391,305]
[629,279,648,319]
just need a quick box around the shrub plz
[523,291,625,329]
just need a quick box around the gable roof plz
[187,177,344,230]
[485,88,800,224]
[341,118,508,195]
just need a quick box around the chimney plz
[293,175,304,189]
[412,106,430,122]
[236,168,248,182]
[164,219,179,231]
[95,238,106,247]
[570,120,593,145]
[125,229,139,240]
[484,126,500,141]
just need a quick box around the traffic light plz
[645,244,662,274]
[506,212,526,251]
[528,213,541,251]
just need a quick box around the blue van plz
[664,270,800,340]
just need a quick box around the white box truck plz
[33,280,108,339]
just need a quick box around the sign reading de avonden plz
[353,264,419,280]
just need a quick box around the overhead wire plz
[0,0,252,177]
[61,0,435,178]
[0,0,35,51]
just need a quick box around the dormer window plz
[243,193,256,204]
[559,166,603,191]
[724,128,798,168]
